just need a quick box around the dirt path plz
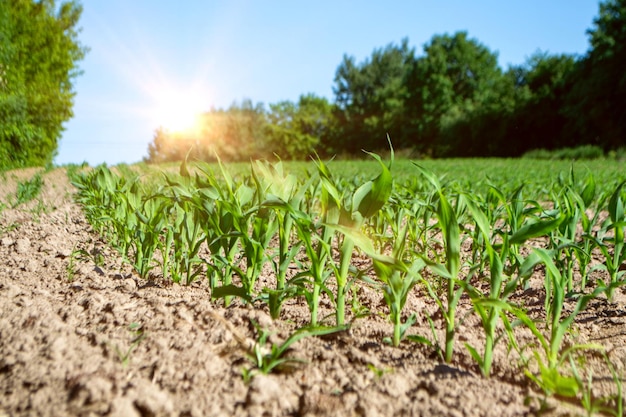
[0,168,624,416]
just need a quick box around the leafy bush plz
[522,148,554,160]
[0,1,87,171]
[523,145,605,160]
[608,147,626,161]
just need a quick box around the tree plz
[504,52,577,153]
[213,99,267,161]
[404,32,506,156]
[564,0,626,150]
[145,127,194,163]
[265,94,334,159]
[146,100,268,163]
[0,0,87,170]
[333,38,415,153]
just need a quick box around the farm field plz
[0,157,625,416]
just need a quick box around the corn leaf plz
[510,216,564,244]
[353,152,393,219]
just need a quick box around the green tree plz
[145,127,193,163]
[506,52,577,154]
[214,99,267,160]
[265,94,334,159]
[404,31,506,156]
[333,38,415,153]
[0,0,86,170]
[564,0,626,150]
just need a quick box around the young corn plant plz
[100,178,141,266]
[413,164,465,363]
[461,195,517,377]
[376,259,425,347]
[132,194,169,278]
[172,201,206,285]
[281,155,360,326]
[591,181,626,301]
[573,173,608,291]
[570,354,624,417]
[393,182,435,256]
[324,149,394,326]
[292,200,334,326]
[372,216,426,347]
[562,171,603,291]
[244,322,349,380]
[197,157,270,299]
[253,160,314,319]
[460,194,564,377]
[330,200,424,346]
[73,165,134,252]
[160,167,206,285]
[112,322,146,369]
[547,181,593,294]
[485,182,544,278]
[193,163,241,302]
[237,194,277,298]
[509,248,613,397]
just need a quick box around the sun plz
[151,88,208,134]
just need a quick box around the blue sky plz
[55,0,601,166]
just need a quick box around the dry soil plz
[1,168,624,417]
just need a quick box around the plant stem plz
[311,284,320,326]
[445,307,456,364]
[393,310,401,347]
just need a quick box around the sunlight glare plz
[150,88,208,134]
[89,8,230,140]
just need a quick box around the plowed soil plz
[1,167,624,417]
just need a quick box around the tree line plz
[148,0,625,163]
[1,1,623,169]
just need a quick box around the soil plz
[1,167,625,417]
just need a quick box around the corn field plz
[71,154,626,414]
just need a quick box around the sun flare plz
[151,88,208,134]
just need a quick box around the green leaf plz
[419,256,456,280]
[608,181,626,243]
[473,298,516,311]
[538,362,580,397]
[327,223,395,264]
[608,180,626,223]
[461,194,492,242]
[519,250,543,278]
[437,191,460,277]
[412,163,442,190]
[180,149,192,178]
[275,325,349,358]
[399,312,418,338]
[464,343,484,369]
[353,151,393,219]
[406,335,433,346]
[510,215,564,244]
[212,285,252,302]
[581,173,596,207]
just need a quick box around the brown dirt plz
[1,167,625,417]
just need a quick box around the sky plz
[55,0,601,166]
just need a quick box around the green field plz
[130,157,625,197]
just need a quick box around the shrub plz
[523,145,605,160]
